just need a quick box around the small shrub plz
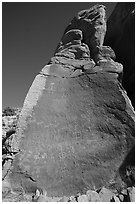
[2,107,16,116]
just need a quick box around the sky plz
[2,2,116,109]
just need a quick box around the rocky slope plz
[2,3,135,202]
[2,108,21,181]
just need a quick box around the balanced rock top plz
[56,5,106,63]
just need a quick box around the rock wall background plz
[104,2,135,108]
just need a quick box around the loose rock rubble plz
[2,185,135,202]
[2,108,21,182]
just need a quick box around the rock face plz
[104,3,135,107]
[56,5,107,63]
[6,4,134,198]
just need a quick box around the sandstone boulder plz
[86,189,101,202]
[62,5,107,62]
[77,194,88,202]
[128,187,135,202]
[119,194,124,202]
[99,187,114,202]
[6,4,134,199]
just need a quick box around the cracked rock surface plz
[3,3,135,201]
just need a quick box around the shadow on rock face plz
[104,2,135,108]
[119,145,135,187]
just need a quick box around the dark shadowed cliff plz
[105,2,135,108]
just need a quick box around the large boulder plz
[57,4,107,62]
[104,3,135,107]
[6,4,134,198]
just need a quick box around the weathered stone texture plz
[57,5,107,63]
